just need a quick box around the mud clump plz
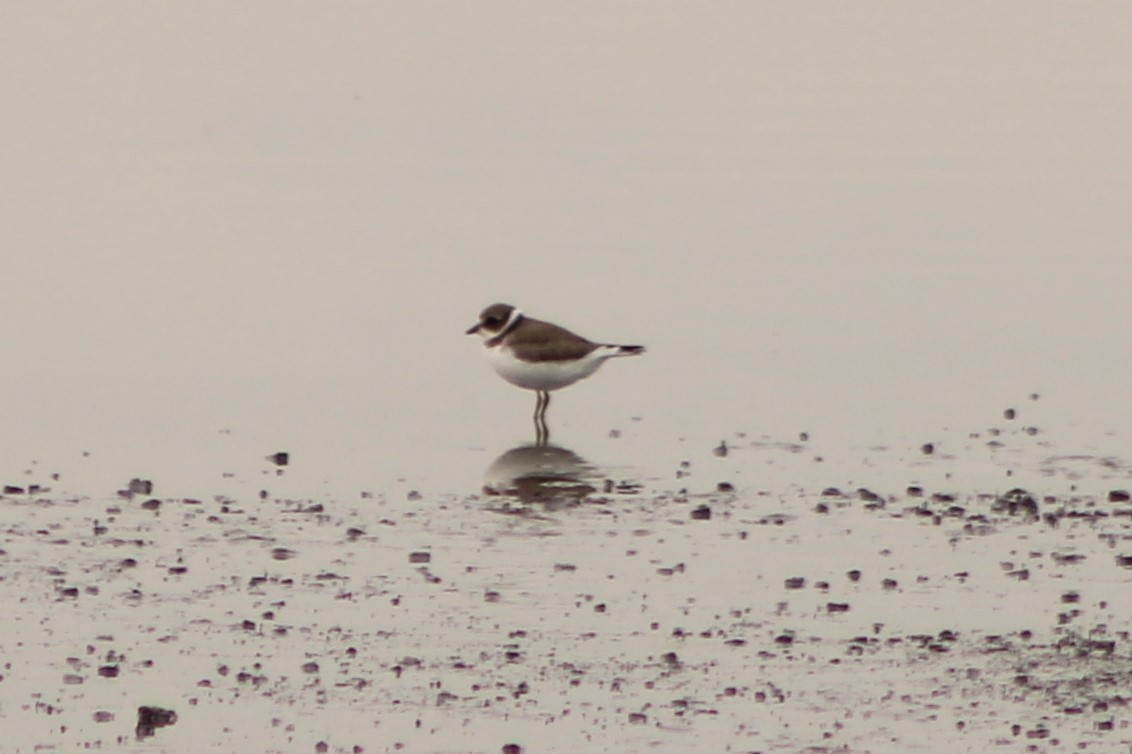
[993,489,1039,518]
[126,478,153,496]
[690,504,712,520]
[136,706,177,739]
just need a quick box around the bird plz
[466,303,644,440]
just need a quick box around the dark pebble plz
[268,452,289,466]
[409,551,431,564]
[784,577,805,589]
[1109,490,1131,503]
[921,443,934,455]
[690,505,711,520]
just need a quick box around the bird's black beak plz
[465,323,480,335]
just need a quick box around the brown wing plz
[504,318,598,362]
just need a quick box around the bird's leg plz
[533,390,550,445]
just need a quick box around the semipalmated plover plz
[466,303,644,432]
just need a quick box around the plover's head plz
[466,303,519,338]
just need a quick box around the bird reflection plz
[482,442,597,509]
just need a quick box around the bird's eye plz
[485,317,499,326]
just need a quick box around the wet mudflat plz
[2,408,1131,754]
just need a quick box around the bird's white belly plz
[484,345,605,391]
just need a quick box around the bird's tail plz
[606,344,645,357]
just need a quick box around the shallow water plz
[2,3,1132,752]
